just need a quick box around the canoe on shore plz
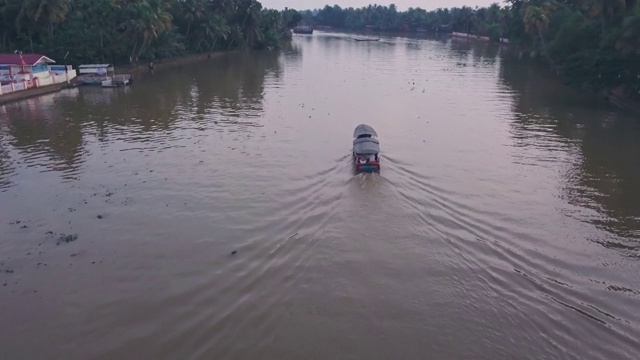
[354,37,380,42]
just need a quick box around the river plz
[1,31,639,359]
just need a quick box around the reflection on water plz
[0,129,14,191]
[0,32,639,360]
[1,88,86,182]
[0,51,284,190]
[501,56,640,249]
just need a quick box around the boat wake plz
[377,149,640,359]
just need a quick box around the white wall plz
[36,75,54,86]
[0,65,77,95]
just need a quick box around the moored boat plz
[293,26,313,34]
[101,74,132,88]
[352,124,380,173]
[77,64,132,87]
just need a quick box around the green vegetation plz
[1,0,637,101]
[0,0,302,65]
[300,1,640,100]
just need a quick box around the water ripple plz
[0,31,639,360]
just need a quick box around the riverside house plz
[0,53,77,95]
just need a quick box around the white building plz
[0,53,77,95]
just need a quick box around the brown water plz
[1,32,640,359]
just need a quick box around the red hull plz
[356,161,380,172]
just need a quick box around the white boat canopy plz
[353,124,378,139]
[353,137,380,154]
[78,64,114,74]
[353,124,380,154]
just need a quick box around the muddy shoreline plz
[0,82,76,106]
[608,87,640,113]
[116,51,237,76]
[0,51,237,106]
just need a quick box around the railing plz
[0,80,29,95]
[0,70,76,96]
[52,73,68,83]
[13,82,27,91]
[1,84,13,94]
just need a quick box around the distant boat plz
[293,26,313,34]
[354,37,380,42]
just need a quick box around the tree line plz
[0,0,303,66]
[299,1,640,100]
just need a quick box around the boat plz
[354,37,380,42]
[77,64,132,87]
[77,64,114,85]
[352,124,380,173]
[100,80,118,88]
[293,26,313,34]
[101,74,132,88]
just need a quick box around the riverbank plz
[608,87,640,113]
[116,51,236,76]
[0,82,77,106]
[0,51,236,106]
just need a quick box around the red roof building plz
[0,54,55,66]
[0,53,80,96]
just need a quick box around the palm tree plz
[0,0,21,49]
[19,0,70,39]
[589,0,628,36]
[207,0,234,19]
[487,2,501,24]
[194,13,229,52]
[523,5,550,49]
[238,0,262,48]
[138,1,172,59]
[498,6,511,39]
[120,0,173,63]
[86,0,121,58]
[207,14,230,52]
[181,0,204,45]
[15,0,41,51]
[589,0,628,23]
[616,2,640,55]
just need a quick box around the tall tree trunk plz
[137,38,149,59]
[185,21,192,43]
[28,32,34,53]
[538,29,546,53]
[100,29,105,62]
[209,37,218,52]
[130,39,138,63]
[538,28,557,71]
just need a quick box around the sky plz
[260,0,501,11]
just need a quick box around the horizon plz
[260,0,503,11]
